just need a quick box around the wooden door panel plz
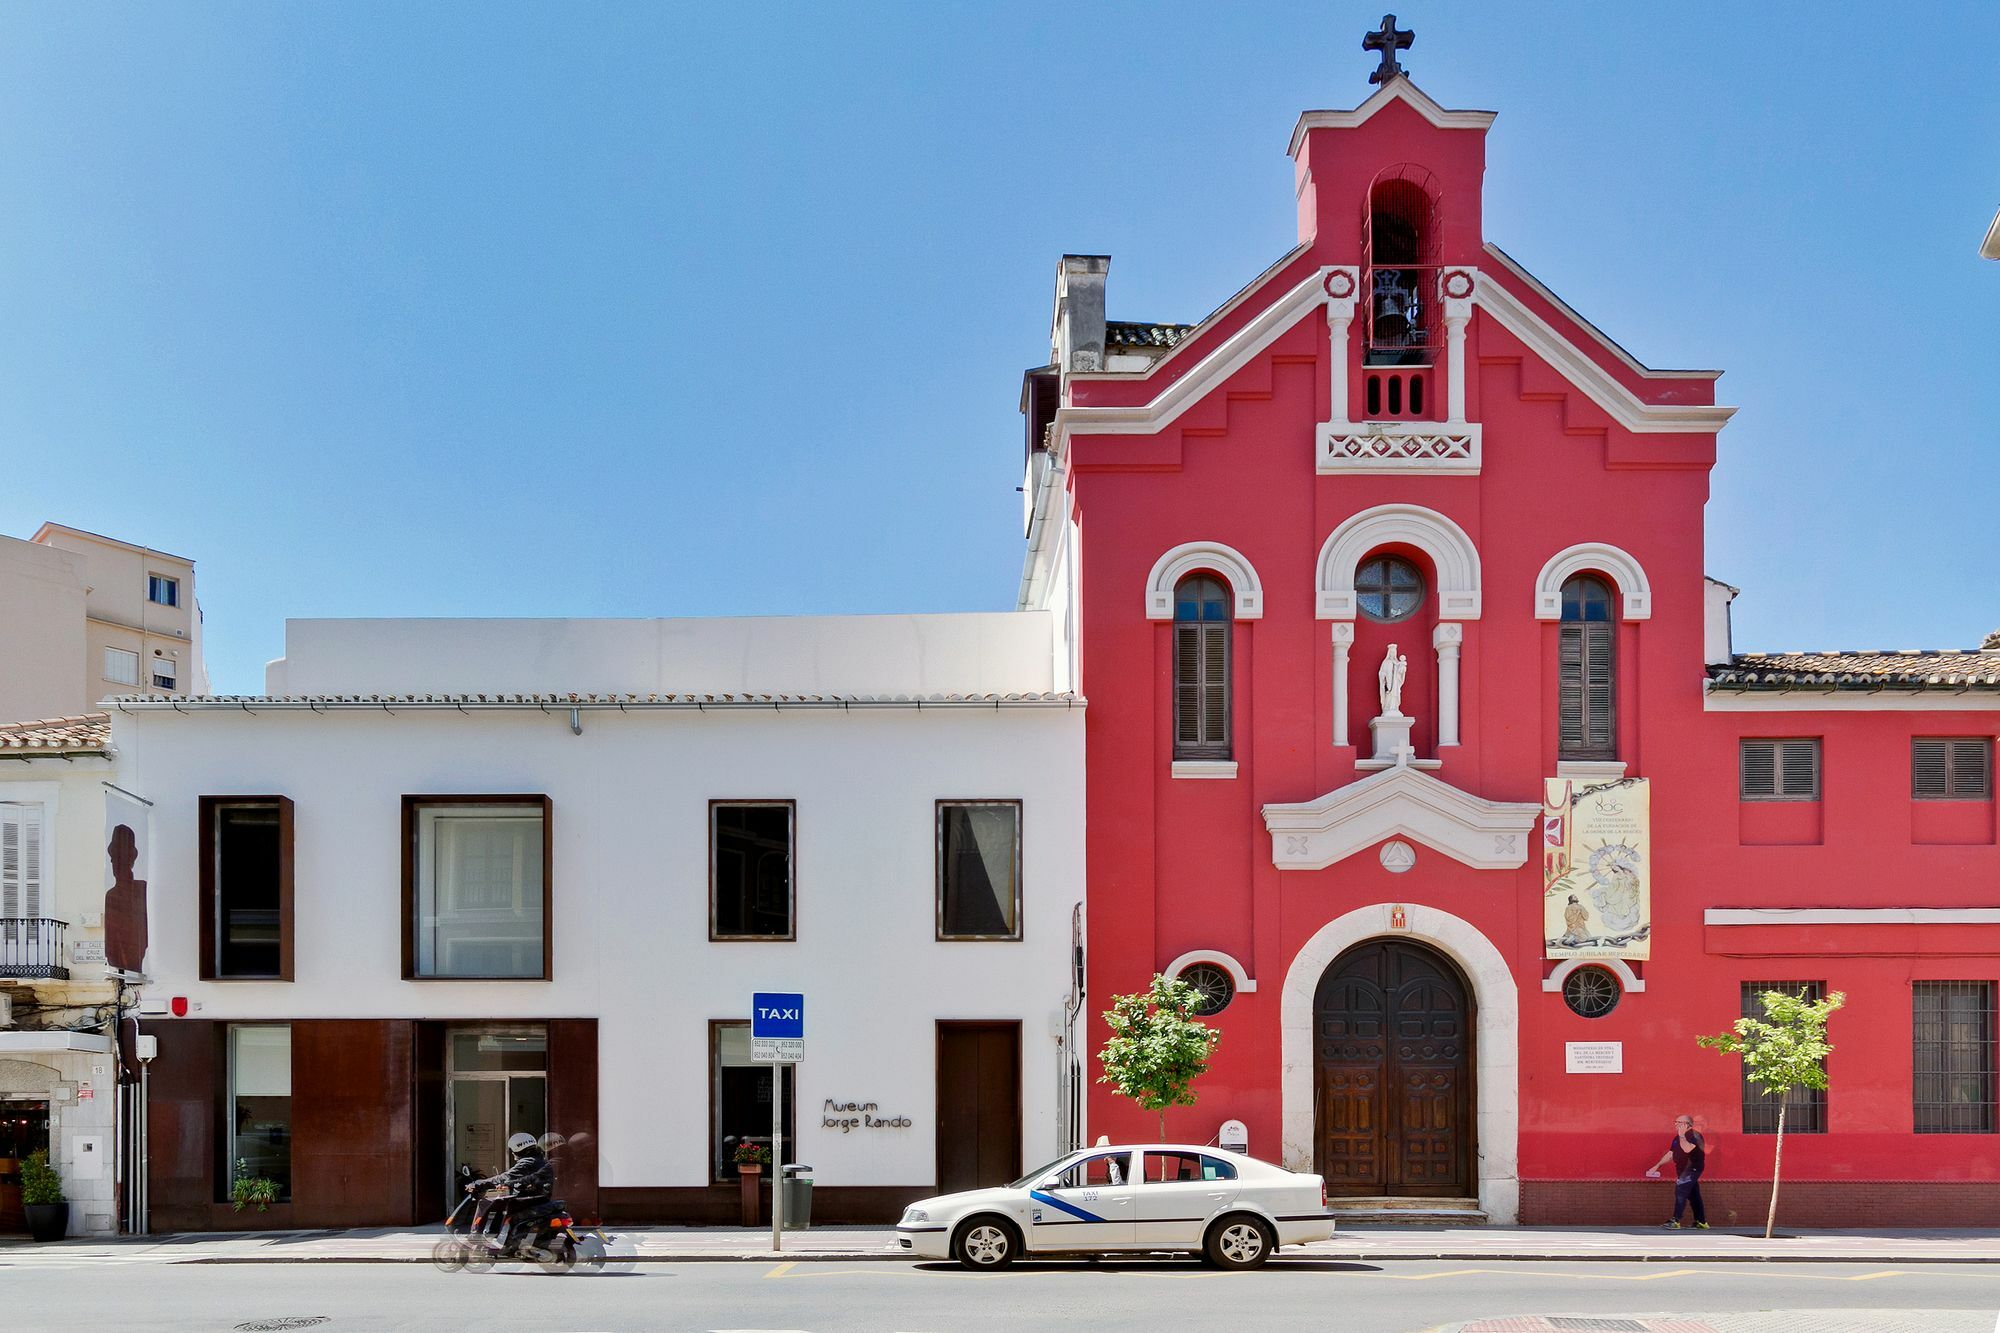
[936,1022,1020,1195]
[1315,940,1473,1198]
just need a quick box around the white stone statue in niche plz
[1378,644,1409,718]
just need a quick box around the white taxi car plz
[896,1143,1333,1270]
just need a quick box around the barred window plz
[1172,575,1231,761]
[1739,981,1828,1134]
[1740,738,1820,801]
[1914,981,1996,1134]
[1912,738,1992,801]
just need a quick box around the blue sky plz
[2,3,1996,692]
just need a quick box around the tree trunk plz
[1158,1110,1167,1142]
[1765,1101,1785,1240]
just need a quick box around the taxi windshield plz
[1008,1154,1076,1189]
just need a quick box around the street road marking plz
[761,1262,797,1279]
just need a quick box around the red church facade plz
[1019,68,2000,1226]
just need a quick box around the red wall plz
[1065,91,2000,1216]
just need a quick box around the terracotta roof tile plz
[1105,321,1194,350]
[1707,651,2000,692]
[0,712,112,753]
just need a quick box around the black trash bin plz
[780,1164,813,1231]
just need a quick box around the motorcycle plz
[433,1168,599,1275]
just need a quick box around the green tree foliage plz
[19,1149,63,1206]
[1698,987,1844,1238]
[1097,973,1223,1140]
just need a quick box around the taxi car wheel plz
[952,1216,1020,1270]
[1204,1214,1276,1271]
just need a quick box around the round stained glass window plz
[1178,962,1235,1017]
[1562,965,1622,1019]
[1356,556,1425,623]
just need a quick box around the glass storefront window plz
[711,1023,794,1181]
[228,1025,292,1201]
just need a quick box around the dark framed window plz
[1356,555,1425,623]
[1913,981,1996,1134]
[1740,738,1821,801]
[199,796,294,981]
[1172,575,1231,760]
[1562,964,1621,1019]
[710,801,795,940]
[401,795,551,980]
[148,573,179,607]
[1912,738,1993,801]
[1558,576,1616,760]
[1739,981,1828,1134]
[1177,962,1235,1016]
[226,1024,291,1202]
[936,800,1022,941]
[709,1020,795,1181]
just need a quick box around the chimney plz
[1982,629,2000,651]
[1053,255,1109,374]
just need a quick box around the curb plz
[157,1249,2000,1266]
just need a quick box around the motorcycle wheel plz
[461,1237,498,1274]
[430,1237,469,1273]
[537,1236,578,1275]
[574,1231,609,1274]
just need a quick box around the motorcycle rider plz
[469,1132,555,1253]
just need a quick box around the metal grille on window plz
[1561,965,1621,1018]
[1172,576,1231,761]
[1740,739,1820,801]
[1912,738,1993,801]
[1356,556,1425,623]
[1178,962,1235,1017]
[1739,981,1828,1133]
[1913,981,1996,1134]
[1558,577,1615,761]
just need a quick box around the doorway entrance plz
[935,1022,1021,1195]
[445,1026,547,1199]
[1315,938,1473,1197]
[0,1098,51,1233]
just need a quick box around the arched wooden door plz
[1315,938,1474,1197]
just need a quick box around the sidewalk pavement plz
[4,1224,1997,1265]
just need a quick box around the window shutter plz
[1950,738,1991,798]
[1199,622,1229,752]
[0,804,42,920]
[1557,625,1585,751]
[1740,740,1776,798]
[1779,739,1820,799]
[1559,622,1615,759]
[1173,623,1202,749]
[1913,738,1948,799]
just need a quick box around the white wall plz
[267,612,1058,698]
[117,700,1084,1192]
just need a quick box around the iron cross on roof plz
[1363,14,1413,85]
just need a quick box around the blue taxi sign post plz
[751,993,803,1249]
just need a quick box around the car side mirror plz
[1035,1176,1063,1191]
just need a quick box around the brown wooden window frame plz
[400,794,553,981]
[1739,738,1821,802]
[1557,576,1617,762]
[1739,980,1828,1134]
[708,1018,796,1183]
[935,798,1024,942]
[1911,737,1993,801]
[709,799,797,942]
[198,795,294,982]
[1171,575,1232,762]
[1913,980,1997,1134]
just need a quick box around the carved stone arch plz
[1162,949,1258,995]
[1144,542,1265,620]
[1317,504,1481,620]
[1534,542,1652,621]
[0,1058,64,1094]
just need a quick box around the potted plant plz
[20,1149,68,1241]
[731,1142,771,1227]
[229,1159,282,1213]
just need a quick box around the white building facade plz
[113,613,1085,1229]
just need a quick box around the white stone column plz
[1438,268,1477,425]
[1323,267,1360,425]
[1331,621,1355,747]
[1433,621,1463,748]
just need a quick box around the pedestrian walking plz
[1644,1113,1708,1228]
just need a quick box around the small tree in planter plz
[1698,987,1844,1239]
[20,1149,68,1241]
[229,1158,282,1213]
[1097,973,1222,1141]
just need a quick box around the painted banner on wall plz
[103,783,151,974]
[1542,776,1650,960]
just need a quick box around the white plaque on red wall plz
[1565,1041,1623,1074]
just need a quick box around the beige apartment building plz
[0,524,204,723]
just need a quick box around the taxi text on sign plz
[751,991,805,1064]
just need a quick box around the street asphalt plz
[5,1256,1998,1332]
